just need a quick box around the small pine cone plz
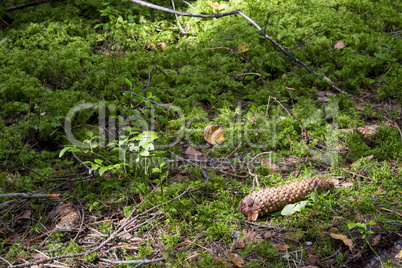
[239,177,333,221]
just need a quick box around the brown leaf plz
[334,40,345,49]
[226,251,244,267]
[330,227,339,234]
[330,233,353,252]
[261,158,280,173]
[272,244,289,251]
[350,155,374,169]
[372,234,381,246]
[169,174,188,183]
[284,86,296,91]
[14,210,31,222]
[317,91,334,102]
[204,125,225,145]
[207,1,228,11]
[185,146,203,159]
[235,230,263,248]
[308,254,318,265]
[396,249,402,260]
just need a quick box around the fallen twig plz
[142,65,168,93]
[99,257,164,265]
[0,193,61,199]
[4,0,61,11]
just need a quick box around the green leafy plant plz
[348,221,384,267]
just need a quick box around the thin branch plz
[71,151,93,175]
[171,0,185,33]
[4,0,61,11]
[0,219,14,233]
[127,0,240,18]
[18,156,49,181]
[99,257,164,265]
[263,11,277,48]
[178,0,194,9]
[124,91,170,109]
[142,65,168,93]
[287,25,334,52]
[0,193,61,199]
[190,141,243,193]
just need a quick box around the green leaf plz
[281,201,308,216]
[348,222,357,229]
[139,150,149,156]
[125,78,133,88]
[368,220,376,225]
[99,166,108,176]
[59,147,71,158]
[94,159,103,165]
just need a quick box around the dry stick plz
[287,25,334,52]
[263,11,278,48]
[71,151,92,173]
[208,40,309,141]
[124,91,170,109]
[18,156,50,181]
[142,65,168,93]
[0,219,14,233]
[127,0,240,18]
[127,0,346,94]
[190,141,243,193]
[4,0,61,11]
[171,0,184,33]
[99,257,164,265]
[0,193,61,199]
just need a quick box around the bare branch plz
[4,0,61,11]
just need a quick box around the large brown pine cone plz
[239,177,333,221]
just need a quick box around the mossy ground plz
[0,0,401,267]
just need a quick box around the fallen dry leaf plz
[226,251,244,267]
[204,125,225,145]
[185,146,203,159]
[208,1,228,11]
[272,244,289,251]
[235,230,263,248]
[372,234,381,246]
[396,249,402,260]
[330,227,339,234]
[308,254,318,265]
[330,233,353,252]
[334,40,345,49]
[284,86,296,91]
[317,91,334,102]
[14,210,31,222]
[350,155,374,169]
[238,43,249,52]
[261,158,281,173]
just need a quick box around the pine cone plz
[239,177,333,221]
